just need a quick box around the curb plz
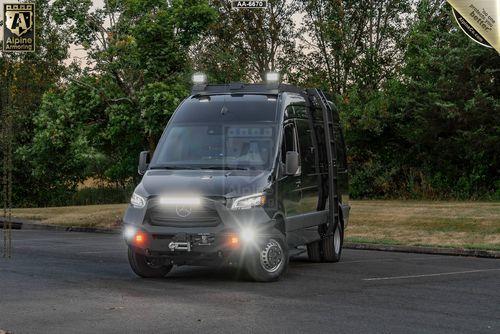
[344,242,500,259]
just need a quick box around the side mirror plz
[138,151,150,175]
[285,151,299,175]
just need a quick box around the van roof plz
[191,82,305,96]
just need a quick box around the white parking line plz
[339,256,447,264]
[363,268,500,281]
[79,250,124,254]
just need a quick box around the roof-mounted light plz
[265,71,280,83]
[159,196,201,206]
[192,72,207,85]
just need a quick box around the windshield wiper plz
[149,165,200,170]
[200,166,250,171]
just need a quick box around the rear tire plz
[307,240,322,262]
[321,222,343,262]
[128,247,173,278]
[245,235,288,282]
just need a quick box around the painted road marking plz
[339,256,447,264]
[79,250,124,254]
[363,268,500,281]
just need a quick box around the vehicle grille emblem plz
[175,205,192,218]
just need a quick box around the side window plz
[281,123,299,163]
[313,123,328,173]
[295,120,315,175]
[334,126,347,171]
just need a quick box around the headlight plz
[240,226,256,242]
[231,193,266,210]
[123,225,137,240]
[130,192,146,208]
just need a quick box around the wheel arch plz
[272,213,286,235]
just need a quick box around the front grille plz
[147,200,221,227]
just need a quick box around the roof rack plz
[191,82,306,96]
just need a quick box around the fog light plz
[123,226,136,240]
[240,227,256,243]
[227,234,240,249]
[135,234,144,243]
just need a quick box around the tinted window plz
[310,106,323,122]
[314,123,328,173]
[296,120,315,175]
[173,95,277,123]
[152,124,276,170]
[334,126,347,171]
[285,103,308,119]
[281,123,298,162]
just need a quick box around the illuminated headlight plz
[240,227,256,242]
[130,192,146,208]
[231,193,266,210]
[123,225,136,240]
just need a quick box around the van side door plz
[331,104,350,224]
[279,121,302,217]
[295,119,319,213]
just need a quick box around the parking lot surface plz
[0,230,499,333]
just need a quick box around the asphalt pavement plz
[0,230,499,334]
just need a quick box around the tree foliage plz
[28,0,217,192]
[1,0,70,206]
[193,0,301,82]
[3,0,499,206]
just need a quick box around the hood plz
[138,169,272,198]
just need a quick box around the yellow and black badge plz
[3,3,35,52]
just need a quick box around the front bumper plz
[123,203,278,266]
[126,229,247,265]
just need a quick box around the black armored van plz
[123,73,349,282]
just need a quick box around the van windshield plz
[151,124,277,170]
[150,94,278,171]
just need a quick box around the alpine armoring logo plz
[3,3,35,52]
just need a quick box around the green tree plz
[394,0,500,198]
[1,0,70,206]
[301,0,411,94]
[193,0,301,83]
[42,0,217,185]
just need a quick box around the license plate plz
[168,241,191,252]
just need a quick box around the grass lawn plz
[10,204,127,229]
[348,201,500,251]
[9,201,500,251]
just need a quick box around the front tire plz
[128,247,173,278]
[245,235,288,282]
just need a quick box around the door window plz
[295,120,315,176]
[282,123,299,162]
[334,126,347,172]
